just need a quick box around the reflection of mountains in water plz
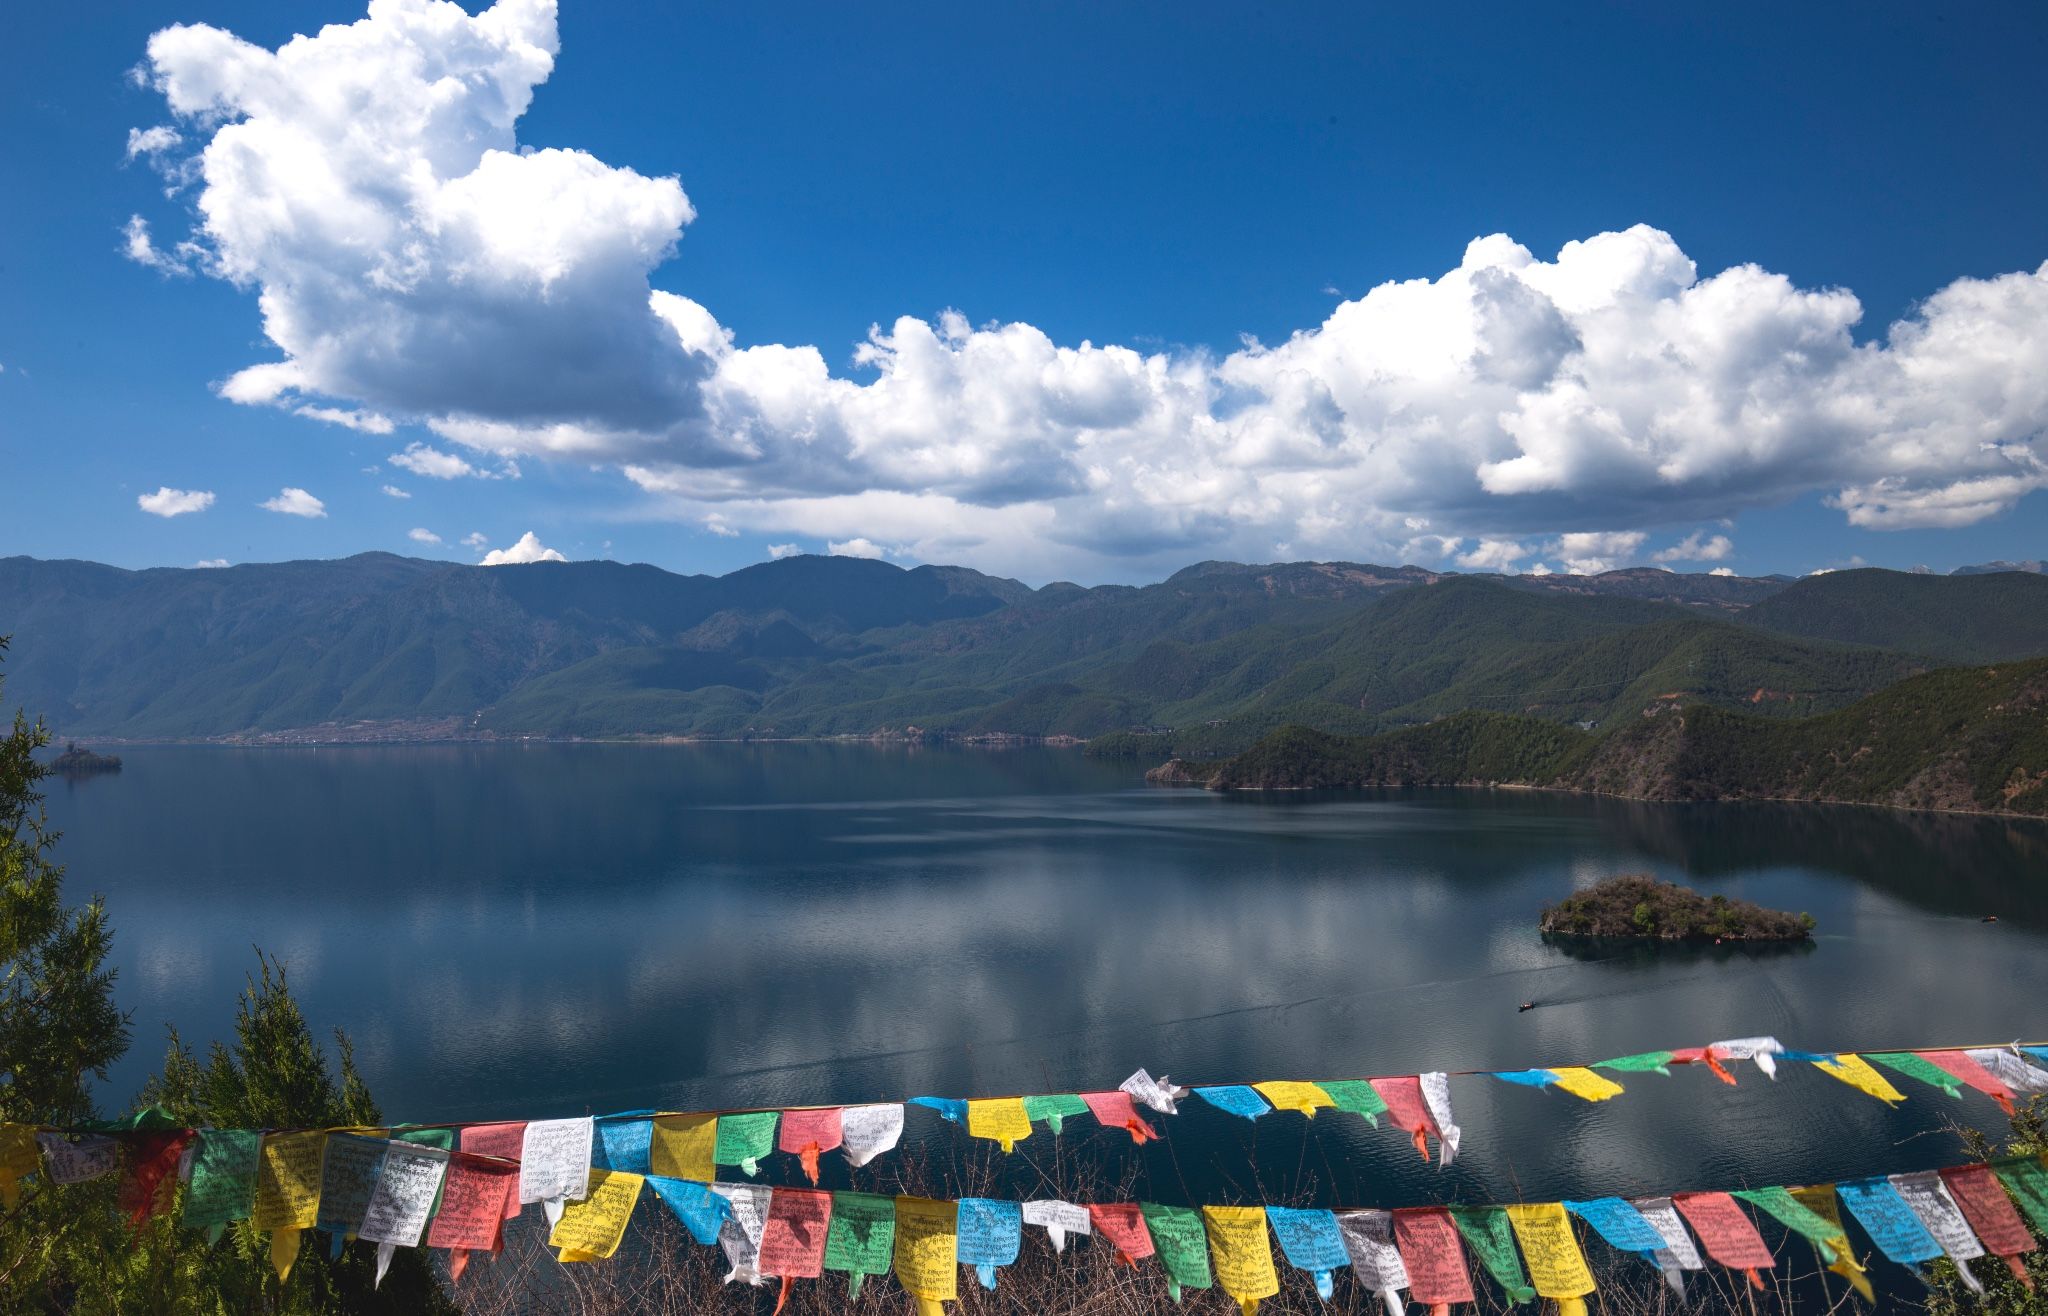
[1537,933,1817,970]
[1587,796,2048,926]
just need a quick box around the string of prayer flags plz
[711,1181,774,1285]
[778,1108,843,1185]
[1815,1053,1908,1104]
[1965,1047,2048,1096]
[1022,1094,1088,1136]
[1564,1197,1668,1254]
[1089,1203,1156,1266]
[459,1123,529,1220]
[1140,1202,1213,1301]
[964,1098,1032,1153]
[1449,1206,1537,1304]
[1022,1199,1090,1254]
[1672,1191,1776,1290]
[1836,1176,1945,1269]
[1890,1170,1988,1293]
[1392,1208,1475,1314]
[892,1197,959,1316]
[1196,1086,1273,1121]
[593,1116,653,1173]
[1203,1205,1281,1316]
[1254,1081,1337,1118]
[1504,1203,1596,1316]
[839,1104,906,1167]
[1080,1090,1159,1144]
[253,1130,325,1280]
[518,1117,593,1225]
[550,1168,642,1264]
[1993,1157,2048,1235]
[358,1141,448,1286]
[35,1132,118,1184]
[181,1128,262,1234]
[760,1187,833,1312]
[956,1197,1022,1290]
[425,1153,519,1283]
[1121,1068,1188,1116]
[1628,1197,1705,1297]
[0,1125,40,1209]
[823,1192,895,1298]
[1265,1205,1349,1300]
[1335,1210,1410,1316]
[1866,1052,1968,1099]
[1315,1080,1387,1126]
[1788,1184,1875,1301]
[1939,1164,2038,1286]
[646,1175,731,1245]
[1595,1050,1676,1076]
[714,1110,779,1177]
[1915,1051,2018,1115]
[649,1113,718,1181]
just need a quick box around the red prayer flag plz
[120,1130,192,1229]
[1395,1207,1475,1305]
[1369,1076,1441,1161]
[427,1152,520,1258]
[1918,1052,2018,1115]
[1942,1164,2038,1285]
[777,1110,843,1185]
[1087,1203,1156,1264]
[456,1124,527,1221]
[1080,1092,1158,1144]
[1674,1192,1774,1288]
[760,1187,832,1278]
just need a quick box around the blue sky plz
[3,1,2045,583]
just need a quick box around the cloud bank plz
[128,0,2048,577]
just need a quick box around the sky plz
[3,1,2046,585]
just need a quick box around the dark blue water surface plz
[41,743,2048,1214]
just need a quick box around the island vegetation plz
[50,740,121,774]
[1539,874,1815,941]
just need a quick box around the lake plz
[41,742,2048,1213]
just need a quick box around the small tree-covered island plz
[1540,874,1817,941]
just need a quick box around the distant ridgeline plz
[4,552,2048,759]
[1151,658,2048,818]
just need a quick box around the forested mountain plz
[1,552,2043,743]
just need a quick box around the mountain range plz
[3,553,2047,753]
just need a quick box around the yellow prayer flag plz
[1548,1067,1626,1102]
[1203,1205,1280,1316]
[253,1130,326,1281]
[649,1113,717,1181]
[1814,1054,1907,1105]
[894,1196,959,1315]
[1789,1185,1875,1302]
[550,1169,644,1262]
[1505,1203,1595,1316]
[965,1098,1033,1153]
[1253,1081,1338,1117]
[0,1124,39,1209]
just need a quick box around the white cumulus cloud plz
[125,125,182,159]
[1652,530,1735,563]
[127,0,2048,578]
[407,527,442,544]
[259,486,326,518]
[827,537,885,560]
[461,532,489,550]
[388,443,478,479]
[193,558,229,568]
[479,530,566,564]
[1547,530,1646,576]
[766,543,801,560]
[381,484,411,499]
[137,486,214,517]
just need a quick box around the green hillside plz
[1738,568,2048,663]
[1186,658,2048,817]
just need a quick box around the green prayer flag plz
[1022,1094,1089,1136]
[1141,1202,1214,1301]
[1593,1050,1675,1076]
[1450,1206,1536,1304]
[85,1105,185,1134]
[1992,1156,2048,1234]
[181,1129,263,1231]
[393,1127,455,1212]
[1316,1080,1387,1127]
[824,1191,895,1297]
[1735,1187,1841,1262]
[712,1111,779,1176]
[1864,1052,1963,1097]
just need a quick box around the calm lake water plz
[41,743,2048,1213]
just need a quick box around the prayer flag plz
[1141,1202,1213,1301]
[713,1111,778,1177]
[648,1113,717,1182]
[1814,1054,1907,1104]
[1595,1051,1675,1076]
[1965,1048,2048,1096]
[645,1175,731,1245]
[1788,1184,1875,1301]
[1370,1076,1447,1162]
[0,1125,40,1209]
[823,1191,894,1297]
[1993,1157,2048,1235]
[839,1105,905,1167]
[711,1181,774,1285]
[252,1131,325,1280]
[316,1133,387,1236]
[777,1108,842,1185]
[1080,1091,1159,1144]
[1837,1176,1944,1265]
[549,1168,642,1263]
[957,1197,1022,1290]
[1022,1094,1089,1136]
[458,1123,527,1220]
[1891,1170,1988,1293]
[1565,1197,1666,1252]
[1941,1164,2038,1286]
[965,1099,1032,1153]
[1450,1206,1536,1304]
[759,1186,832,1279]
[1023,1199,1091,1254]
[1629,1197,1704,1297]
[593,1117,653,1174]
[1121,1069,1188,1115]
[359,1142,447,1286]
[1673,1191,1774,1289]
[1336,1210,1411,1316]
[519,1118,593,1221]
[1916,1051,2018,1114]
[35,1133,118,1184]
[1195,1086,1272,1120]
[1316,1080,1387,1126]
[1866,1052,1965,1098]
[1505,1203,1596,1316]
[1254,1081,1337,1117]
[1548,1068,1626,1102]
[1203,1205,1280,1316]
[182,1129,262,1231]
[1090,1203,1156,1264]
[893,1196,959,1316]
[426,1152,519,1280]
[1266,1205,1349,1301]
[1394,1207,1475,1311]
